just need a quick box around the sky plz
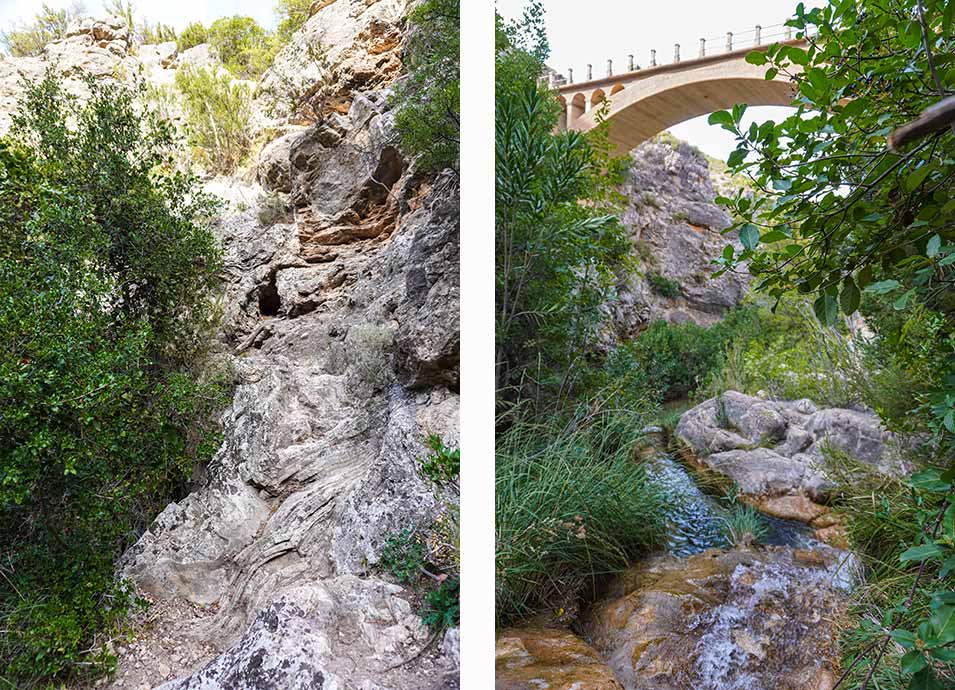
[497,0,826,161]
[0,0,277,35]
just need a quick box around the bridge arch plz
[590,88,606,107]
[557,43,801,155]
[569,92,586,121]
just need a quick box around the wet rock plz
[496,628,624,690]
[582,546,853,690]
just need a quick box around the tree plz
[392,0,460,172]
[0,2,84,57]
[177,21,208,51]
[495,2,629,409]
[208,15,276,79]
[712,1,955,687]
[0,72,226,685]
[275,0,312,43]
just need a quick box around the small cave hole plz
[258,271,282,317]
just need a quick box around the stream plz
[647,454,816,557]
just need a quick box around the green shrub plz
[177,21,208,52]
[140,20,176,45]
[602,306,764,404]
[208,15,277,80]
[0,72,227,685]
[1,2,82,56]
[496,408,667,624]
[420,435,460,486]
[646,271,681,298]
[380,528,427,584]
[276,0,312,43]
[392,0,459,172]
[422,577,459,630]
[174,66,253,174]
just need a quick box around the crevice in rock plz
[258,270,282,317]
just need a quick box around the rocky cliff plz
[1,3,458,688]
[612,136,750,338]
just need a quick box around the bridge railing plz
[552,22,817,87]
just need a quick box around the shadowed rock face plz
[611,137,750,339]
[581,546,852,690]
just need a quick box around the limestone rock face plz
[674,391,909,526]
[258,0,409,120]
[0,16,138,134]
[612,136,750,337]
[582,546,852,690]
[112,81,459,686]
[496,628,624,690]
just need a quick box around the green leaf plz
[894,289,914,311]
[864,279,900,295]
[840,279,860,315]
[927,234,941,258]
[739,223,759,251]
[899,543,945,562]
[905,164,933,192]
[813,293,837,325]
[932,605,955,644]
[764,67,779,80]
[909,666,943,690]
[727,148,747,168]
[901,649,927,675]
[944,504,955,542]
[745,50,767,65]
[708,111,734,128]
[787,46,810,65]
[891,629,918,649]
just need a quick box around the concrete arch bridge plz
[551,24,807,154]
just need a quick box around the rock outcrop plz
[496,628,624,690]
[674,391,908,532]
[612,136,750,337]
[581,545,853,690]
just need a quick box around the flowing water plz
[647,454,816,556]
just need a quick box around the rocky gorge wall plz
[611,136,750,339]
[0,3,458,689]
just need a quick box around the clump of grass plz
[719,503,768,547]
[496,408,668,624]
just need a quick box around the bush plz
[1,2,82,57]
[420,435,460,486]
[177,21,208,52]
[496,408,667,623]
[646,271,681,298]
[276,0,312,43]
[0,72,227,685]
[602,306,764,404]
[423,577,459,630]
[208,15,276,80]
[174,66,253,174]
[392,0,459,172]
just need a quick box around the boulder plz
[582,546,853,690]
[496,628,624,690]
[256,128,309,193]
[675,391,908,525]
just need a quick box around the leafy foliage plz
[174,66,253,174]
[422,577,459,629]
[710,2,955,686]
[208,15,277,80]
[495,3,629,411]
[380,528,427,584]
[420,435,460,486]
[275,0,313,44]
[0,72,227,685]
[392,0,460,172]
[646,271,681,298]
[177,21,209,52]
[1,2,83,57]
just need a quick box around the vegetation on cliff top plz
[0,72,228,686]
